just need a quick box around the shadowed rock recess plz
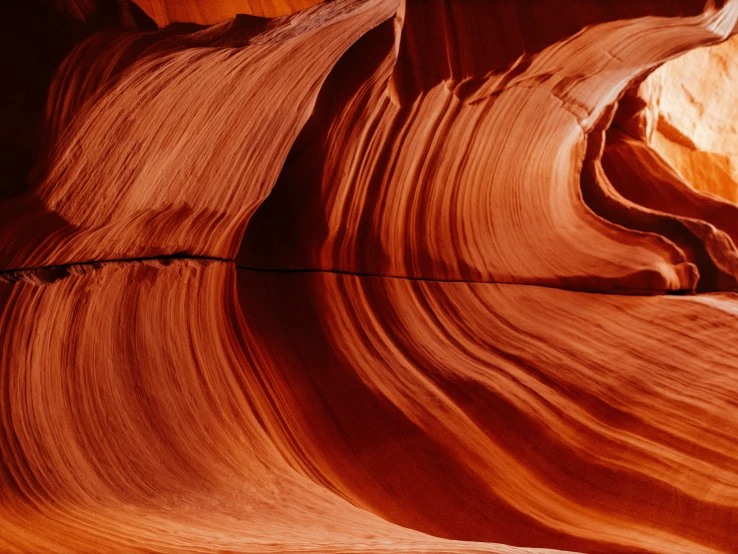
[3,1,738,552]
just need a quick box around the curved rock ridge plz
[239,0,738,293]
[4,259,738,553]
[3,1,738,553]
[583,30,738,292]
[0,260,559,554]
[234,268,738,553]
[0,0,398,272]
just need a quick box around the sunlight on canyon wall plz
[641,33,738,202]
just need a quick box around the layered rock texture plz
[2,1,738,553]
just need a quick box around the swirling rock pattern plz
[2,0,738,553]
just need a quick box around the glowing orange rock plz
[631,33,738,205]
[133,0,325,23]
[2,1,738,553]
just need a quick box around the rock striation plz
[2,1,738,553]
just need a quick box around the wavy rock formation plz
[1,259,546,553]
[2,0,738,553]
[240,0,738,293]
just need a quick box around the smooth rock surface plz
[2,1,738,553]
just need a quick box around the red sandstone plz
[2,1,738,553]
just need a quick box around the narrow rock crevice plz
[0,254,232,285]
[235,265,699,296]
[0,255,697,296]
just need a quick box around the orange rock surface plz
[636,32,738,203]
[2,1,738,553]
[134,0,325,23]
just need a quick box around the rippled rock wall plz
[2,1,738,553]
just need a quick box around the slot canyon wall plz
[2,1,738,552]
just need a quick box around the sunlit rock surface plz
[639,33,738,202]
[2,1,738,553]
[134,0,325,22]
